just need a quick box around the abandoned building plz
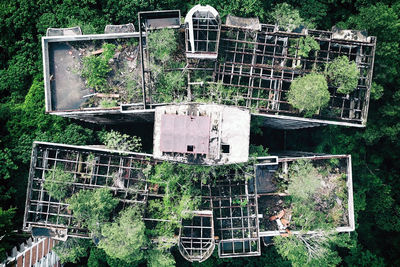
[23,142,354,262]
[42,5,376,129]
[24,4,365,263]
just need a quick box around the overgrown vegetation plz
[99,207,147,264]
[287,160,322,200]
[287,73,330,116]
[53,238,92,264]
[43,167,74,201]
[1,0,399,266]
[271,3,304,32]
[286,160,348,230]
[296,36,320,58]
[274,233,351,267]
[271,159,351,265]
[67,188,119,234]
[147,28,186,102]
[81,43,116,93]
[99,130,142,152]
[326,56,360,94]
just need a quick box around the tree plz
[0,207,16,262]
[326,56,359,94]
[271,3,304,32]
[287,159,321,200]
[287,73,330,116]
[146,250,176,267]
[99,130,142,152]
[67,188,118,234]
[43,167,74,201]
[296,36,320,58]
[274,234,345,267]
[99,207,147,264]
[53,238,92,264]
[81,43,116,92]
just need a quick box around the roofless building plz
[24,142,354,262]
[42,5,376,129]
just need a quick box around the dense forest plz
[1,0,399,266]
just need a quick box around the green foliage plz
[87,247,108,267]
[370,82,384,100]
[99,130,142,152]
[146,250,176,267]
[208,82,238,104]
[0,148,17,180]
[148,162,202,224]
[1,1,400,266]
[147,28,186,103]
[99,207,147,264]
[147,28,177,64]
[297,36,320,58]
[287,73,330,116]
[326,56,359,94]
[53,238,92,264]
[287,160,321,200]
[155,71,186,103]
[274,234,343,267]
[345,3,400,85]
[6,77,95,164]
[249,144,269,157]
[198,0,266,19]
[67,188,118,234]
[100,99,118,108]
[81,43,116,92]
[43,167,74,201]
[345,245,386,266]
[272,3,304,32]
[0,207,16,262]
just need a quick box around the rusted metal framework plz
[42,6,376,128]
[210,177,261,258]
[23,142,154,238]
[257,153,355,236]
[23,142,355,261]
[188,24,376,127]
[178,210,215,262]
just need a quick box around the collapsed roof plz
[23,142,354,262]
[42,5,376,129]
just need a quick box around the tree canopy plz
[287,73,330,116]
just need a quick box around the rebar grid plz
[23,142,154,237]
[187,24,375,125]
[209,177,261,257]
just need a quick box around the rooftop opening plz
[221,144,230,153]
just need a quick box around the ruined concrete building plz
[24,4,370,263]
[24,142,354,261]
[42,5,376,129]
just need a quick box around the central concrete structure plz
[153,104,250,164]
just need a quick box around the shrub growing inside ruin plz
[43,167,74,201]
[99,130,142,152]
[326,56,359,94]
[99,207,147,264]
[67,188,118,234]
[81,43,116,92]
[287,73,330,116]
